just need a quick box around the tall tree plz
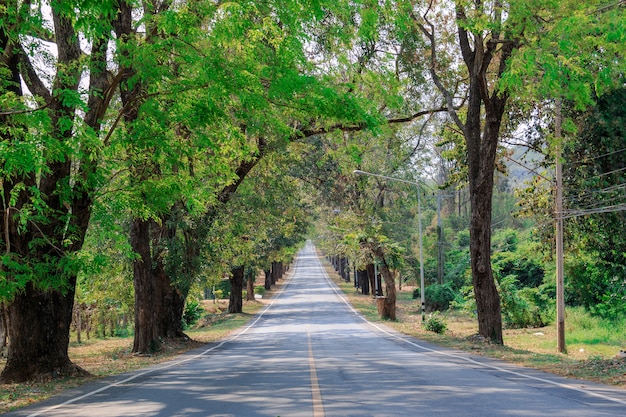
[400,0,521,343]
[1,0,121,382]
[110,0,199,355]
[397,0,625,343]
[117,0,393,352]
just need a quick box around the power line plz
[571,146,626,164]
[563,203,626,219]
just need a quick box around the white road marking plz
[315,252,626,407]
[27,266,295,417]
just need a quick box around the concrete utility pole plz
[555,98,566,354]
[437,192,444,285]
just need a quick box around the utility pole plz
[417,189,425,322]
[555,98,566,354]
[437,192,444,285]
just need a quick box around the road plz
[9,241,626,417]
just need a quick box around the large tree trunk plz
[131,218,187,353]
[1,283,88,382]
[229,266,244,314]
[131,218,162,353]
[246,270,256,301]
[464,71,503,343]
[366,263,377,296]
[371,248,397,320]
[271,261,282,285]
[264,269,272,290]
[357,269,369,295]
[339,257,349,282]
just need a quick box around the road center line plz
[308,332,325,417]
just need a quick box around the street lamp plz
[353,169,426,322]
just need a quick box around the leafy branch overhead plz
[0,0,623,383]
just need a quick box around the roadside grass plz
[325,262,626,389]
[0,293,270,413]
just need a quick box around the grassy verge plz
[0,286,274,413]
[325,261,626,389]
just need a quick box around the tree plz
[403,0,523,343]
[122,0,395,352]
[110,0,210,354]
[396,0,626,343]
[1,0,121,382]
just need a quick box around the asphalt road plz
[9,241,626,417]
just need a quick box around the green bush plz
[215,279,232,298]
[114,326,131,338]
[566,254,626,320]
[499,275,549,329]
[492,250,545,288]
[183,300,204,328]
[412,288,420,299]
[254,286,266,295]
[424,313,447,334]
[450,285,475,314]
[425,283,458,311]
[444,249,471,291]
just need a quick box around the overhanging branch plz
[297,106,452,139]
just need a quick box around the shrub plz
[492,250,545,288]
[412,288,420,299]
[450,284,475,313]
[183,300,204,328]
[254,286,266,296]
[114,326,131,338]
[215,279,232,298]
[424,313,447,334]
[566,254,626,320]
[425,283,458,311]
[499,275,548,328]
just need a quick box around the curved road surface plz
[9,242,626,416]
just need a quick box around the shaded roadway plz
[7,241,626,416]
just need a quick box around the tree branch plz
[455,5,474,69]
[17,46,51,102]
[409,8,466,134]
[0,102,51,116]
[297,106,452,139]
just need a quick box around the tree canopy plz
[1,0,624,381]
